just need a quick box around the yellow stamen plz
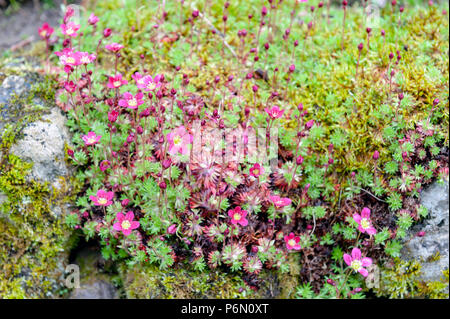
[121,220,131,230]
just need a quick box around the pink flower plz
[89,189,114,206]
[107,73,128,89]
[305,119,314,129]
[167,224,177,234]
[284,232,301,250]
[353,207,377,235]
[228,206,248,226]
[143,74,162,92]
[103,28,112,37]
[100,160,110,172]
[113,211,140,236]
[88,13,99,25]
[167,126,193,156]
[269,195,292,208]
[55,48,81,67]
[108,110,119,122]
[132,72,147,89]
[64,81,76,93]
[63,7,74,23]
[249,163,264,177]
[343,247,372,277]
[82,131,102,146]
[264,106,284,119]
[105,42,124,52]
[38,22,54,39]
[118,92,144,109]
[60,21,81,37]
[79,52,96,65]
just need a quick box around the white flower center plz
[121,220,131,230]
[233,213,241,221]
[128,98,137,107]
[351,259,362,272]
[361,218,370,229]
[173,135,181,145]
[288,239,296,247]
[98,198,107,205]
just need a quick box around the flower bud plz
[103,28,112,38]
[167,224,177,234]
[373,150,380,160]
[159,181,167,189]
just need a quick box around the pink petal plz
[125,211,134,221]
[122,228,132,236]
[353,213,361,224]
[366,227,377,235]
[116,213,125,222]
[97,189,107,197]
[358,268,369,277]
[343,254,352,266]
[130,221,140,230]
[361,207,371,219]
[239,218,248,227]
[361,257,372,267]
[113,222,122,231]
[351,247,361,260]
[106,191,114,200]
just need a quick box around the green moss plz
[374,258,449,299]
[0,62,75,299]
[120,263,255,299]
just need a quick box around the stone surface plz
[10,107,71,184]
[0,58,74,298]
[68,246,119,299]
[0,74,31,132]
[402,181,449,284]
[70,280,118,299]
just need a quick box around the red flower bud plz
[103,28,112,38]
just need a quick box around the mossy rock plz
[0,57,76,298]
[120,253,301,299]
[120,263,258,299]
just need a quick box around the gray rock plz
[10,107,71,185]
[0,74,31,131]
[69,247,119,299]
[402,182,449,284]
[70,280,118,299]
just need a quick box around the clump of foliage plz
[36,0,448,298]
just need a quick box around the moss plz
[120,263,256,299]
[0,60,75,299]
[277,254,301,299]
[374,258,449,299]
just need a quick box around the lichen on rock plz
[0,57,76,298]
